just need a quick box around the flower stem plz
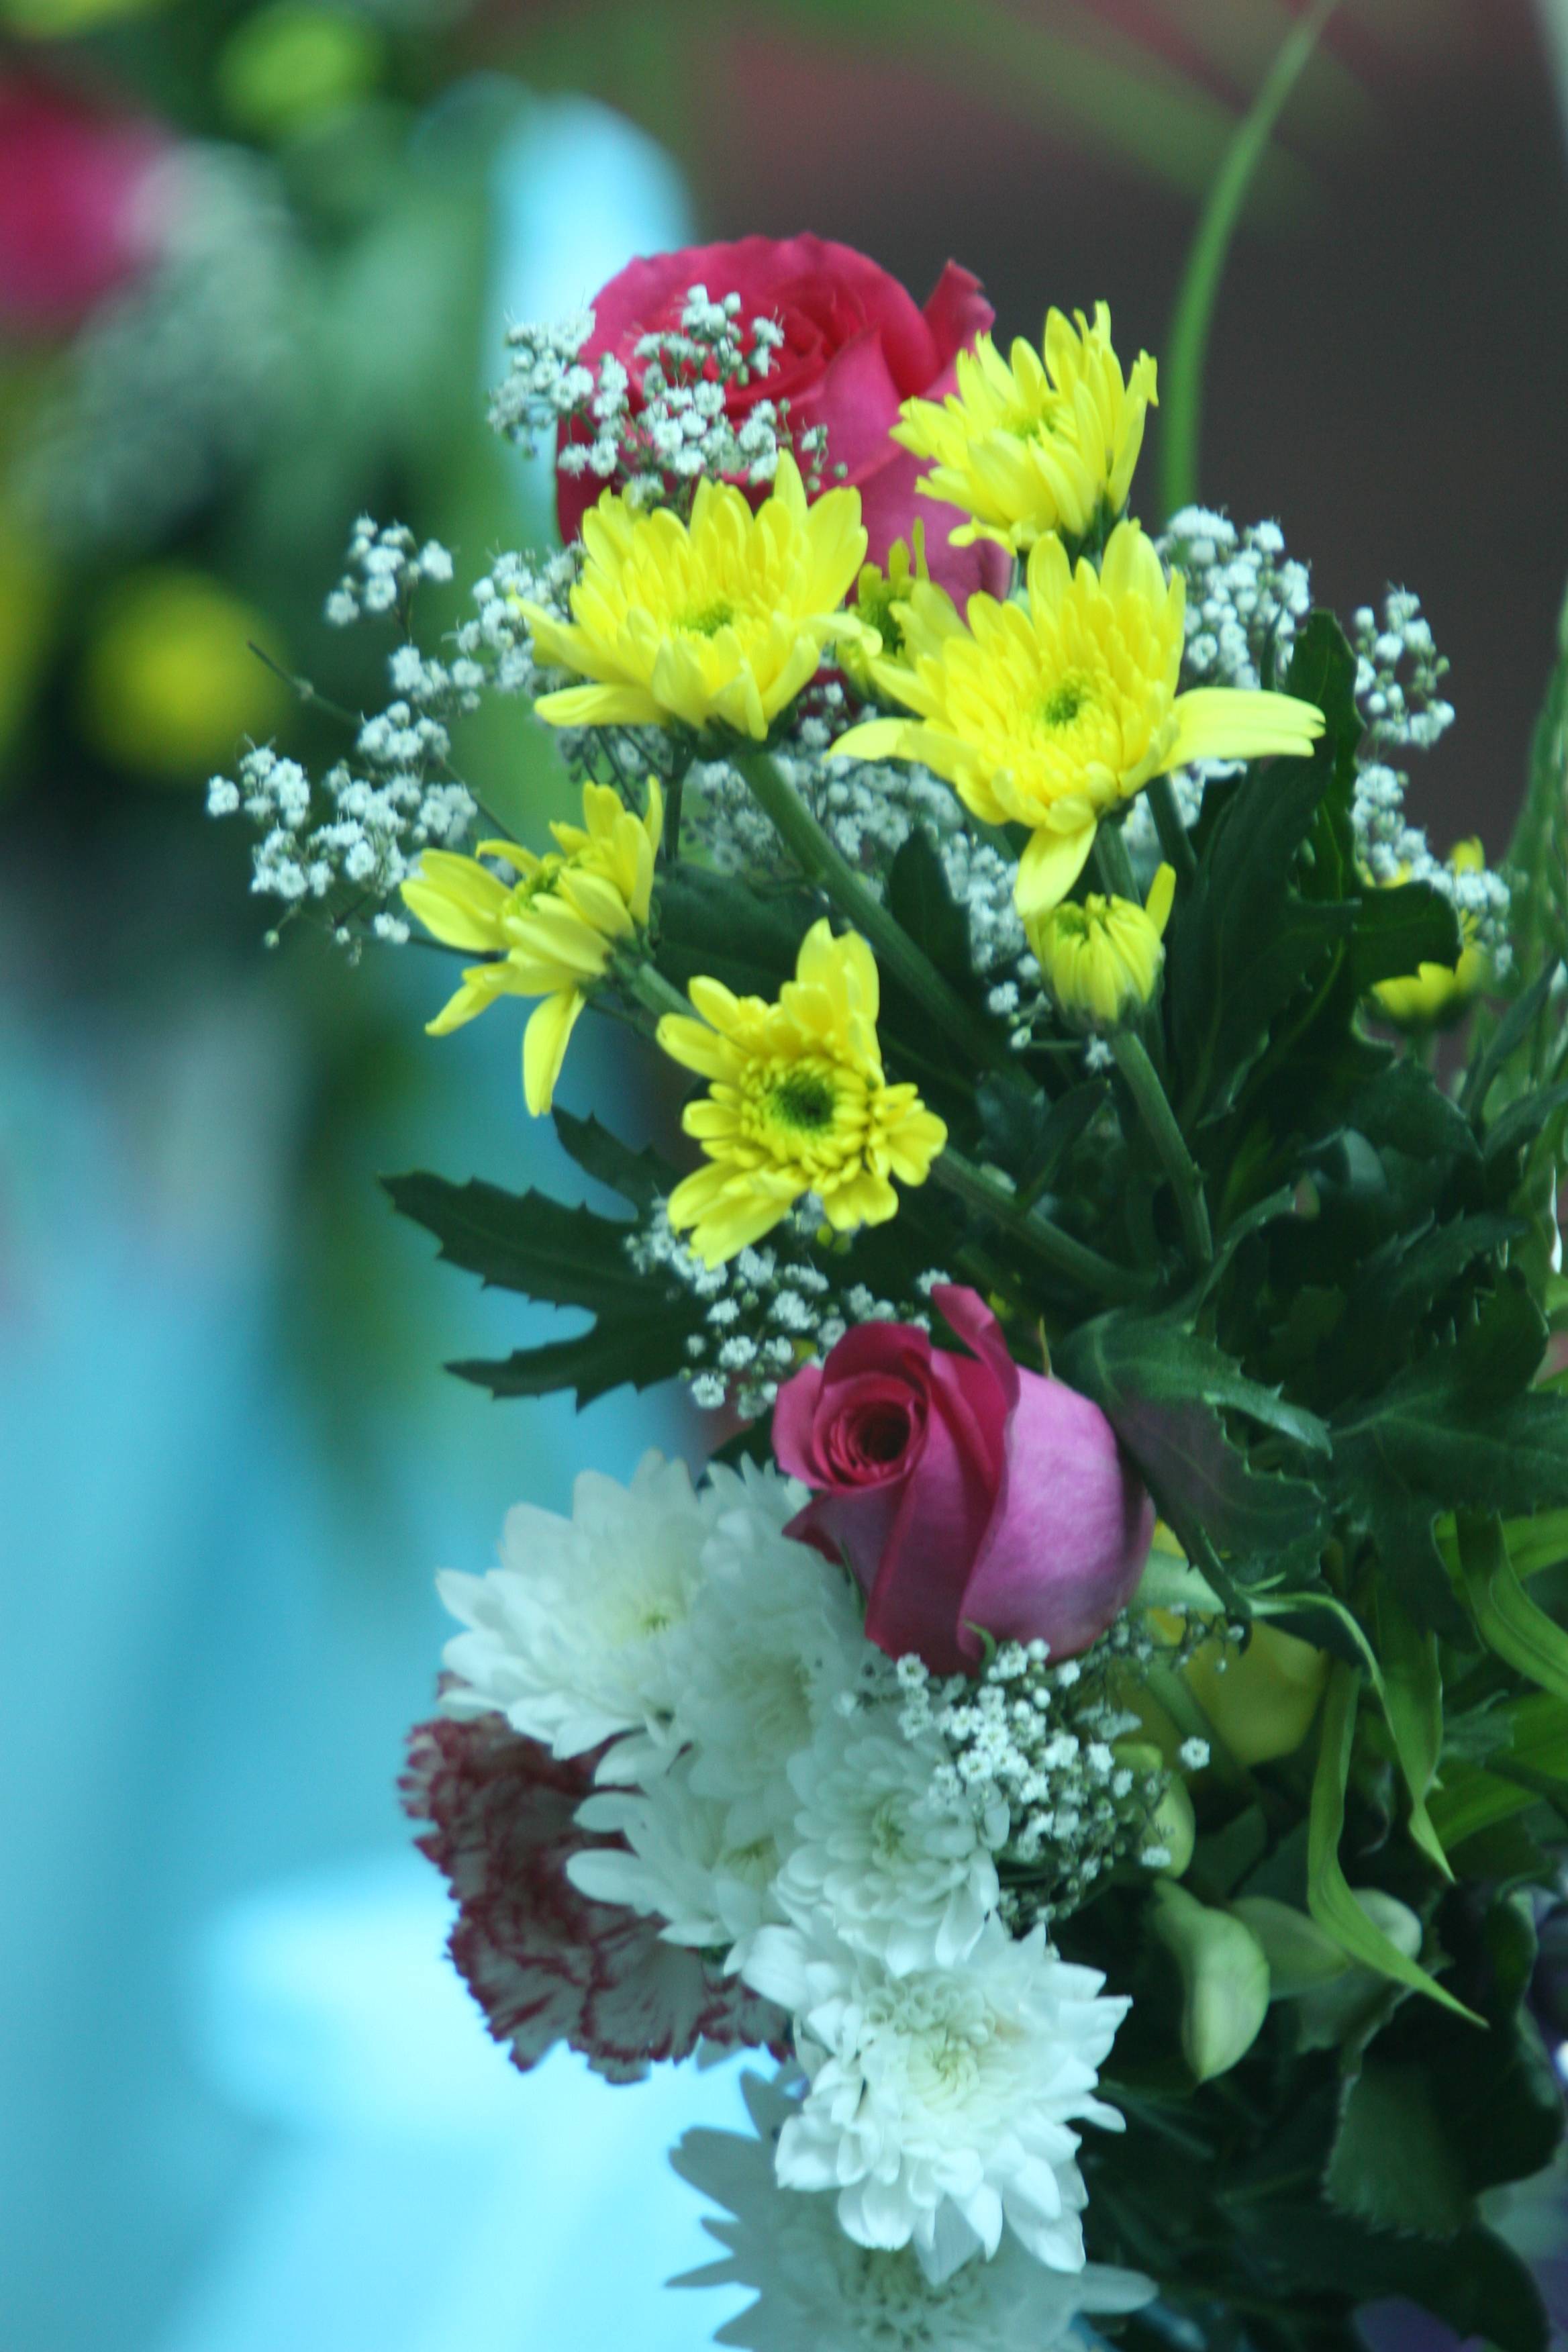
[1110,1029,1213,1266]
[1089,823,1138,903]
[732,746,1011,1075]
[929,1144,1146,1302]
[622,957,693,1028]
[1145,774,1197,893]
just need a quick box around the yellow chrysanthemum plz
[834,520,1325,919]
[1371,838,1490,1028]
[401,779,662,1115]
[840,522,930,697]
[655,919,948,1267]
[891,303,1157,554]
[1030,862,1176,1032]
[520,453,873,743]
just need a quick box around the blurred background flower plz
[3,3,1568,2349]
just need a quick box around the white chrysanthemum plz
[567,1753,783,1970]
[671,1463,864,1843]
[743,1918,1126,2284]
[673,2071,1155,2352]
[437,1453,716,1767]
[777,1712,1008,1975]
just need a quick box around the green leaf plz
[654,865,815,998]
[1459,1509,1568,1705]
[1344,1055,1479,1166]
[1057,1310,1330,1576]
[1306,1665,1480,2020]
[1430,1691,1568,1849]
[1324,2059,1472,2236]
[1167,643,1358,1124]
[452,1318,689,1409]
[1464,957,1561,1120]
[1376,1590,1453,1879]
[384,1171,648,1315]
[385,1164,704,1411]
[552,1108,677,1212]
[976,1073,1110,1194]
[1346,879,1463,996]
[1484,1075,1568,1169]
[885,828,973,991]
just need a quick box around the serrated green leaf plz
[654,865,815,997]
[552,1108,675,1210]
[1344,1055,1479,1165]
[1346,879,1463,996]
[1307,1665,1480,2021]
[453,1316,690,1410]
[385,1171,646,1314]
[1459,1509,1568,1705]
[977,1073,1110,1194]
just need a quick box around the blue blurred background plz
[3,3,1568,2347]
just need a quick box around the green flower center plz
[769,1067,838,1132]
[681,597,735,637]
[1039,678,1090,728]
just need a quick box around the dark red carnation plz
[402,1705,787,2083]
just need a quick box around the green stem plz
[661,746,693,862]
[1087,824,1137,902]
[1145,774,1198,893]
[928,1143,1146,1302]
[623,957,693,1027]
[732,746,1010,1075]
[1111,1028,1213,1266]
[1159,0,1338,521]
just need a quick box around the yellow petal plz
[1015,822,1097,921]
[522,989,585,1117]
[1146,861,1177,938]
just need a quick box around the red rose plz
[0,78,166,330]
[556,232,1010,603]
[773,1285,1153,1676]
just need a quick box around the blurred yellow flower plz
[401,780,662,1116]
[520,454,873,742]
[656,919,947,1267]
[218,2,383,140]
[1371,838,1489,1028]
[1030,862,1175,1032]
[834,521,1324,919]
[81,567,287,781]
[892,304,1157,554]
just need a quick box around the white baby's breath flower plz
[436,1453,716,1769]
[672,2071,1154,2351]
[777,1712,1008,1975]
[742,1918,1126,2285]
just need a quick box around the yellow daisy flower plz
[1030,862,1177,1033]
[1371,838,1490,1027]
[519,453,874,743]
[891,303,1157,554]
[401,779,662,1114]
[834,520,1324,919]
[655,919,947,1267]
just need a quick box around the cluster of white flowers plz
[324,518,456,626]
[19,143,297,553]
[626,1202,942,1417]
[438,1455,1141,2290]
[1350,591,1511,971]
[672,2071,1153,2352]
[889,1628,1201,1925]
[488,287,825,513]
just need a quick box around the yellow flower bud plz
[1183,1620,1330,1765]
[839,524,928,699]
[1027,863,1176,1034]
[1371,839,1489,1028]
[1151,1882,1271,2082]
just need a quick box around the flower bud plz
[1233,1890,1423,2051]
[1371,839,1490,1028]
[1027,863,1175,1034]
[1151,1882,1271,2082]
[1183,1620,1330,1765]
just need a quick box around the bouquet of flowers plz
[211,230,1568,2352]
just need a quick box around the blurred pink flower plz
[403,1704,787,2083]
[0,76,166,330]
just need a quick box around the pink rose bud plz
[773,1285,1154,1675]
